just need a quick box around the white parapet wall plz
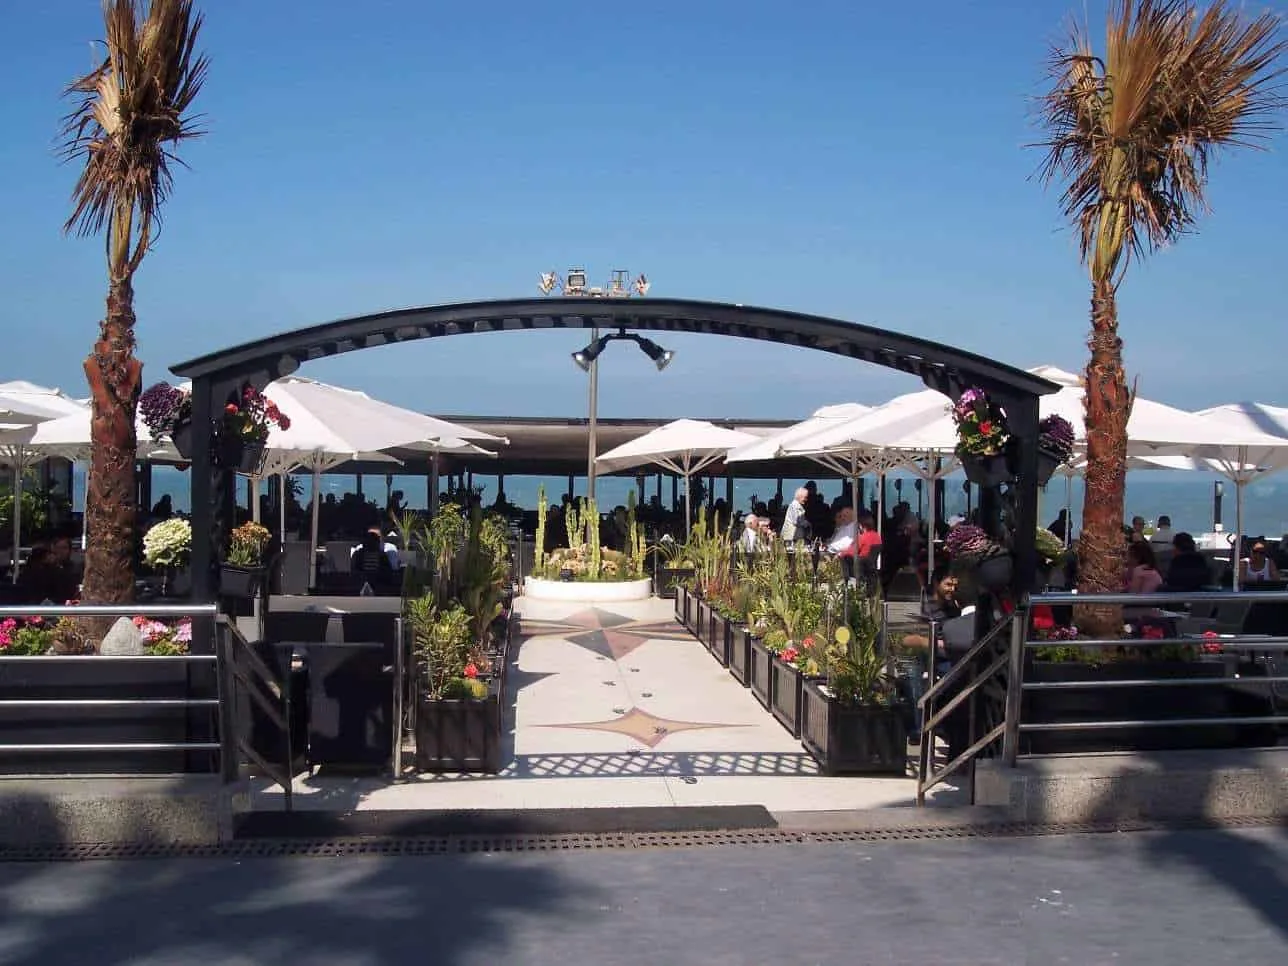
[523,576,653,603]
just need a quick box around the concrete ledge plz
[976,747,1288,825]
[0,776,237,847]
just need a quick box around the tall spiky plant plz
[1036,0,1283,632]
[61,0,207,603]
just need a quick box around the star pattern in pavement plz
[538,706,745,749]
[517,607,693,660]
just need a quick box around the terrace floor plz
[248,595,965,820]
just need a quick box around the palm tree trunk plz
[1077,277,1131,635]
[81,278,142,604]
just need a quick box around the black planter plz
[415,691,501,773]
[674,585,688,627]
[800,680,909,775]
[748,636,773,709]
[681,586,695,630]
[656,567,695,599]
[171,422,193,459]
[214,436,266,474]
[695,599,710,649]
[307,641,393,771]
[770,659,804,737]
[961,453,1014,488]
[1022,659,1268,754]
[1035,448,1063,487]
[728,624,751,686]
[0,656,217,776]
[219,564,266,599]
[709,612,730,666]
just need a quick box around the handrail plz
[915,611,1016,805]
[1031,590,1288,605]
[215,616,293,811]
[0,604,219,618]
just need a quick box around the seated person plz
[1240,540,1282,585]
[351,527,399,570]
[18,540,80,604]
[901,574,964,653]
[1164,532,1211,592]
[350,530,395,588]
[827,508,857,554]
[1125,541,1164,595]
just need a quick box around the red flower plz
[1031,607,1055,631]
[224,403,238,415]
[781,647,799,663]
[802,635,815,647]
[463,663,479,679]
[979,420,994,435]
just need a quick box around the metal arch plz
[170,297,1058,401]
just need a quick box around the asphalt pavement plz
[1,826,1285,965]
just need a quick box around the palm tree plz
[61,0,207,604]
[1036,0,1282,630]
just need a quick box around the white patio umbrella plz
[595,419,760,530]
[1132,403,1288,590]
[725,403,871,464]
[0,383,91,580]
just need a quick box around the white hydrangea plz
[143,518,192,569]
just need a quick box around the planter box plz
[748,636,773,709]
[800,680,909,775]
[770,659,804,737]
[709,612,730,666]
[1022,659,1272,755]
[728,624,751,686]
[0,656,217,776]
[656,567,695,600]
[674,585,688,627]
[219,564,265,599]
[415,691,501,773]
[961,452,1014,488]
[695,599,710,650]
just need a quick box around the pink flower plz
[781,647,799,663]
[174,621,193,643]
[463,663,479,679]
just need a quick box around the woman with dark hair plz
[1165,532,1212,592]
[1126,540,1163,595]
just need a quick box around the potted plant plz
[800,595,909,774]
[1033,527,1067,590]
[1036,414,1076,486]
[142,517,192,595]
[770,636,826,738]
[945,524,1012,593]
[725,580,755,687]
[221,521,272,598]
[218,384,290,472]
[951,387,1013,487]
[410,598,501,773]
[139,381,193,457]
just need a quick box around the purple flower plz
[1039,415,1076,463]
[138,383,191,440]
[945,524,995,559]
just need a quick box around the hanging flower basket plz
[215,437,266,474]
[1034,415,1075,486]
[974,553,1014,592]
[219,564,265,598]
[171,422,193,459]
[961,452,1015,488]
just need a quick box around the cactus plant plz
[534,485,548,575]
[586,498,601,579]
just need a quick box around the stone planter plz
[770,659,804,737]
[0,656,217,776]
[415,689,501,773]
[1022,659,1272,755]
[748,636,773,709]
[728,624,751,686]
[800,680,909,775]
[523,576,652,602]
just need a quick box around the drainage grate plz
[1,815,1281,863]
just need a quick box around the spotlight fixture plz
[634,336,675,371]
[571,335,611,372]
[571,332,675,372]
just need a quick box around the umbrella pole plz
[10,463,20,583]
[1064,471,1073,549]
[684,474,691,535]
[251,475,261,524]
[1233,473,1245,592]
[926,458,936,591]
[279,473,287,545]
[310,467,321,589]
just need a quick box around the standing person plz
[740,515,761,553]
[1150,515,1174,545]
[780,487,812,545]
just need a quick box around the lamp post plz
[539,268,663,502]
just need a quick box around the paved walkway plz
[252,596,964,814]
[5,827,1286,964]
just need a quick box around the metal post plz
[587,325,599,501]
[1001,608,1027,766]
[429,452,440,518]
[391,616,404,779]
[189,377,215,605]
[214,624,239,785]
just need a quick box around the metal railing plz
[1002,589,1288,765]
[214,616,294,809]
[915,610,1016,804]
[0,603,221,763]
[914,589,1288,805]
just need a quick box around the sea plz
[78,465,1288,541]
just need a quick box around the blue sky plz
[3,0,1286,420]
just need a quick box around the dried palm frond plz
[1035,0,1284,283]
[61,0,208,279]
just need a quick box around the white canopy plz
[0,380,87,427]
[595,418,760,528]
[725,403,871,464]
